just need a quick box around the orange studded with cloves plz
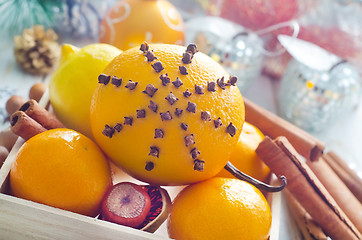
[90,43,245,186]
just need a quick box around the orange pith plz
[90,44,245,186]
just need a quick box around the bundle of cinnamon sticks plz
[0,85,62,167]
[10,99,64,140]
[244,98,362,240]
[2,82,63,143]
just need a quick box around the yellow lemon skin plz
[90,44,245,186]
[217,122,270,182]
[49,44,122,138]
[168,178,272,240]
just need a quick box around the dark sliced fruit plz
[99,182,172,232]
[138,185,172,233]
[100,182,151,228]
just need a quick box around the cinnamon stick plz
[307,157,362,233]
[10,111,47,140]
[244,98,324,161]
[284,190,328,240]
[323,152,362,203]
[256,136,361,240]
[19,99,64,129]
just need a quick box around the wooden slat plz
[0,193,168,240]
[0,137,24,193]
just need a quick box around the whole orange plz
[168,177,272,240]
[90,43,245,186]
[10,129,112,217]
[217,122,270,181]
[99,0,185,50]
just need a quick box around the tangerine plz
[90,43,245,186]
[168,177,272,240]
[99,0,185,50]
[217,121,270,182]
[10,129,112,217]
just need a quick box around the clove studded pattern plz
[99,43,238,173]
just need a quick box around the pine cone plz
[14,25,60,75]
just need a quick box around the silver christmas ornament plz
[278,35,361,132]
[185,17,264,93]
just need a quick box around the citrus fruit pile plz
[9,41,274,239]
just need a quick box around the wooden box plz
[0,92,281,239]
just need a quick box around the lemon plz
[49,44,122,138]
